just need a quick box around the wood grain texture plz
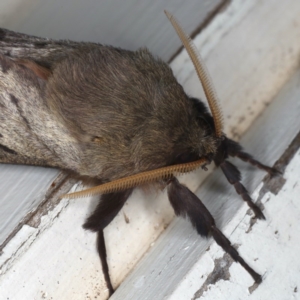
[0,0,225,61]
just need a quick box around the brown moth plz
[0,11,278,296]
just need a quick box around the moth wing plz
[0,27,94,67]
[0,53,80,171]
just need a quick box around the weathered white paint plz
[0,166,58,245]
[1,0,300,299]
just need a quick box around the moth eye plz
[197,117,214,138]
[91,136,103,144]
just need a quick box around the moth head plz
[63,11,224,199]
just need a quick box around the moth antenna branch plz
[61,158,208,199]
[164,10,224,137]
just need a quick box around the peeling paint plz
[0,173,76,254]
[192,254,233,299]
[245,216,258,234]
[256,130,300,203]
[0,178,77,275]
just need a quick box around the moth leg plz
[220,160,265,219]
[83,189,133,296]
[226,138,279,176]
[97,230,113,296]
[167,177,262,283]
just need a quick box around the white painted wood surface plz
[0,166,58,245]
[1,0,300,299]
[0,0,224,61]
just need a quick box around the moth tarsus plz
[0,11,279,296]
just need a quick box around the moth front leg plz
[83,189,133,296]
[220,160,265,219]
[167,177,262,283]
[226,138,280,176]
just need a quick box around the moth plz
[0,11,278,296]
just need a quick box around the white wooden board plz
[0,0,225,62]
